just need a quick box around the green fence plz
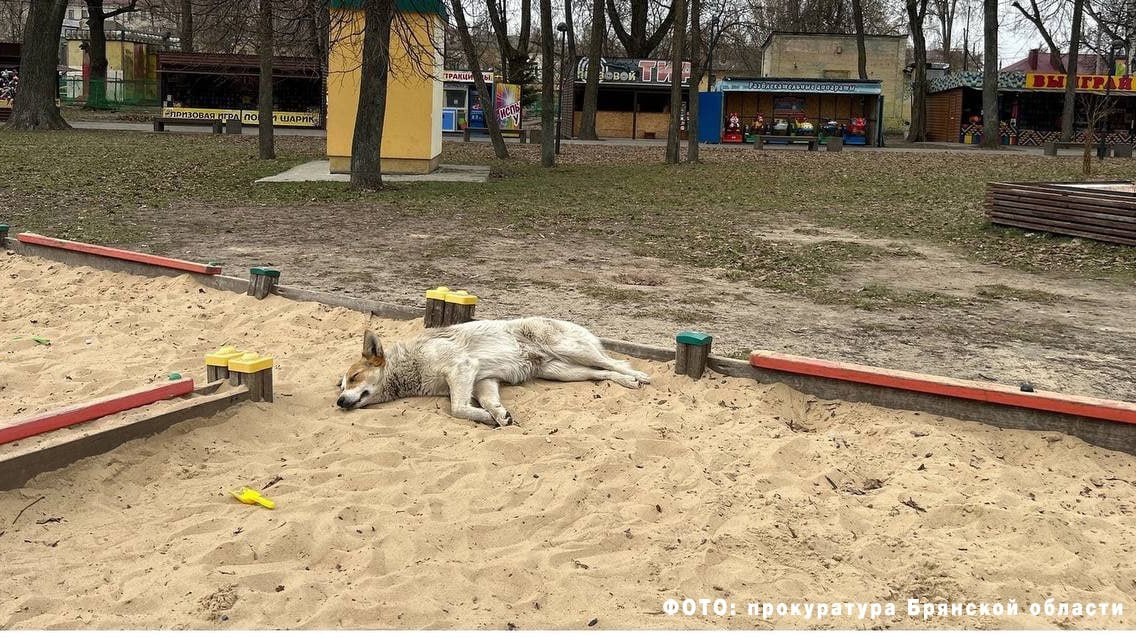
[59,77,161,108]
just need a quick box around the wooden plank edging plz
[0,383,251,491]
[16,233,223,275]
[749,350,1136,425]
[0,379,196,446]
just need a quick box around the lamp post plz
[1098,38,1126,159]
[556,22,568,155]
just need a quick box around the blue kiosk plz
[698,77,885,146]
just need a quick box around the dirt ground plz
[130,202,1136,403]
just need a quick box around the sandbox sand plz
[2,253,1135,629]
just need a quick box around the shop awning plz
[157,52,320,80]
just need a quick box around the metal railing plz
[59,77,161,107]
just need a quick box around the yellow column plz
[327,0,445,175]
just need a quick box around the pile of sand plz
[1,253,1135,628]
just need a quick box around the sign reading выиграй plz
[1025,72,1136,93]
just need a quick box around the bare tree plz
[540,0,555,166]
[852,0,867,78]
[931,0,957,60]
[449,0,508,158]
[607,0,675,57]
[905,0,929,142]
[576,0,603,139]
[685,0,701,161]
[350,0,396,190]
[485,0,533,84]
[980,0,998,148]
[665,0,686,163]
[0,0,29,40]
[84,0,141,108]
[1011,0,1067,72]
[1061,0,1085,141]
[1079,93,1115,175]
[258,0,275,159]
[6,0,69,129]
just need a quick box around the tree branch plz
[104,0,138,19]
[1010,0,1066,73]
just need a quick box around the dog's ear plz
[362,330,385,366]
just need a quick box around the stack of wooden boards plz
[985,181,1136,246]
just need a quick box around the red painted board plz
[17,233,222,275]
[0,379,196,446]
[749,350,1136,426]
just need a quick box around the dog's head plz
[336,330,388,410]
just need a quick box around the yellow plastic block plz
[425,286,451,300]
[228,352,274,373]
[205,345,245,366]
[444,290,478,305]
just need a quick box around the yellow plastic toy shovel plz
[231,486,276,509]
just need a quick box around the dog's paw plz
[493,411,515,427]
[612,374,644,389]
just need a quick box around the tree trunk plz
[350,0,395,190]
[852,0,867,79]
[577,0,603,140]
[565,0,577,70]
[85,0,109,108]
[980,0,998,148]
[539,0,555,166]
[686,0,702,161]
[665,0,686,164]
[258,0,275,160]
[905,0,927,142]
[7,0,68,129]
[449,0,508,158]
[180,0,194,52]
[1061,0,1084,141]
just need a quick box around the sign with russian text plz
[1025,72,1136,94]
[495,83,521,131]
[443,69,494,83]
[575,57,691,85]
[161,107,321,127]
[717,79,882,95]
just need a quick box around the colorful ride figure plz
[723,112,744,143]
[772,118,790,135]
[744,114,766,143]
[795,118,816,136]
[819,119,842,142]
[844,116,869,145]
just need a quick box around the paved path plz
[68,119,1103,156]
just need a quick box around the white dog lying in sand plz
[336,317,651,426]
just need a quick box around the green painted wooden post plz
[675,331,713,379]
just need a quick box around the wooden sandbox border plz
[5,232,1136,456]
[0,381,252,490]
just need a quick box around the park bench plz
[463,127,529,143]
[1043,140,1134,157]
[754,134,818,151]
[153,117,224,134]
